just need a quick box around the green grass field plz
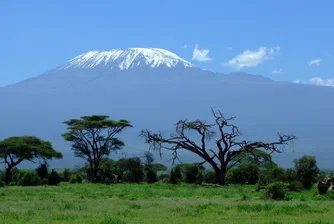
[0,183,333,224]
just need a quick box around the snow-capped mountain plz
[57,48,194,71]
[1,47,334,169]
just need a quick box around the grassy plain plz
[0,183,333,224]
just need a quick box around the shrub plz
[183,164,205,184]
[48,169,61,185]
[36,163,49,179]
[284,168,298,183]
[69,174,83,183]
[39,178,49,185]
[264,181,287,200]
[170,166,182,184]
[118,157,144,183]
[158,173,170,183]
[0,180,5,187]
[146,169,158,183]
[288,180,304,192]
[258,163,285,187]
[62,168,71,182]
[204,170,215,184]
[0,170,4,182]
[294,155,318,189]
[14,170,41,186]
[227,163,259,184]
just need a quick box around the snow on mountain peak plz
[60,48,194,70]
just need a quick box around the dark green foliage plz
[69,174,83,183]
[183,164,205,184]
[204,170,215,184]
[13,170,41,186]
[48,169,61,185]
[36,163,49,179]
[0,170,4,182]
[170,166,182,184]
[0,180,4,187]
[264,181,288,200]
[227,162,259,184]
[258,162,285,187]
[288,181,304,192]
[0,136,62,183]
[62,115,132,183]
[39,178,49,185]
[145,167,158,183]
[62,168,71,182]
[294,156,318,189]
[158,173,170,183]
[284,168,298,183]
[118,157,144,183]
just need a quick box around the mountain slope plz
[1,48,333,169]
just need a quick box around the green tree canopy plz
[62,115,132,182]
[0,136,62,184]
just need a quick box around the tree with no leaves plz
[62,115,132,182]
[0,136,63,184]
[140,109,296,185]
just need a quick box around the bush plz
[69,174,83,183]
[48,169,61,185]
[204,170,215,184]
[0,180,5,187]
[170,166,182,184]
[294,155,318,189]
[0,170,4,182]
[288,180,304,192]
[36,163,49,180]
[145,168,158,184]
[183,164,205,184]
[14,170,41,186]
[227,163,259,184]
[264,181,288,200]
[118,157,144,183]
[258,162,285,187]
[284,168,298,183]
[158,173,170,183]
[62,168,71,182]
[39,178,49,185]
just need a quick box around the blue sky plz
[1,0,333,86]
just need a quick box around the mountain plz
[1,48,333,169]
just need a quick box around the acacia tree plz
[0,136,63,184]
[62,115,132,182]
[140,109,296,185]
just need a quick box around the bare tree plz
[140,109,296,185]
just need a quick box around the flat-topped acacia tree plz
[62,115,132,182]
[140,109,296,185]
[0,136,63,184]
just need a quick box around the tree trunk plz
[5,167,12,184]
[214,170,227,185]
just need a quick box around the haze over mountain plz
[1,48,333,169]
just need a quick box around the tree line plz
[0,109,333,198]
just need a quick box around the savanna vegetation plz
[0,110,333,223]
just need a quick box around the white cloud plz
[309,58,322,66]
[272,68,283,74]
[293,77,334,87]
[192,44,213,62]
[225,46,280,69]
[309,77,334,87]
